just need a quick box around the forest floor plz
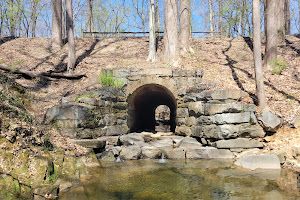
[0,35,299,169]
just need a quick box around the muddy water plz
[59,160,300,200]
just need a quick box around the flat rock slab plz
[234,154,281,170]
[215,138,263,149]
[72,139,106,149]
[178,137,202,148]
[186,147,234,159]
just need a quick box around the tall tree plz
[147,0,156,62]
[66,0,75,74]
[277,0,285,43]
[208,0,214,37]
[163,0,179,66]
[264,0,277,66]
[253,0,267,109]
[155,0,161,36]
[218,0,223,34]
[284,0,290,35]
[30,0,40,37]
[87,0,94,32]
[51,0,63,49]
[179,0,193,54]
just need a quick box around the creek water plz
[59,160,300,200]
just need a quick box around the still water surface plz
[59,160,300,200]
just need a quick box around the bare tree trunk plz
[208,0,214,37]
[155,0,161,36]
[263,0,267,36]
[66,0,75,74]
[241,0,246,37]
[62,0,66,40]
[163,0,179,66]
[87,0,94,33]
[265,0,277,66]
[179,0,193,54]
[30,0,38,38]
[277,0,285,43]
[284,0,290,35]
[253,0,267,109]
[51,0,63,49]
[147,0,156,62]
[8,0,16,37]
[219,0,223,34]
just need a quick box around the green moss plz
[269,57,288,75]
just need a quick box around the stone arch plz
[127,84,177,133]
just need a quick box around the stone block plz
[72,139,106,149]
[104,114,117,125]
[176,117,187,126]
[77,97,98,106]
[106,125,129,136]
[186,147,234,159]
[172,69,188,77]
[175,126,192,136]
[131,68,172,77]
[184,93,205,102]
[213,112,256,124]
[215,138,263,149]
[177,108,189,118]
[120,145,142,160]
[165,147,186,159]
[178,137,202,149]
[141,145,161,159]
[209,90,243,100]
[187,117,197,126]
[120,133,145,146]
[260,110,281,132]
[186,83,216,93]
[234,154,281,170]
[188,102,204,116]
[204,104,256,115]
[112,102,127,110]
[191,126,203,137]
[292,115,300,128]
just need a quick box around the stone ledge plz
[215,138,264,149]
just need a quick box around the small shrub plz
[98,71,125,88]
[269,58,287,75]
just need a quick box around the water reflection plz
[59,160,300,200]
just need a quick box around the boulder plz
[186,147,234,159]
[119,133,145,146]
[120,145,142,160]
[141,146,161,159]
[292,115,300,129]
[234,154,281,170]
[260,110,281,132]
[215,138,263,149]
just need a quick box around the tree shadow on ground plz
[223,39,300,104]
[0,36,16,45]
[285,38,300,56]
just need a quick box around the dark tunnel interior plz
[127,84,177,133]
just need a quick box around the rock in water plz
[234,154,281,170]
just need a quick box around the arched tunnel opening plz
[128,84,177,133]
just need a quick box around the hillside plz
[0,36,299,124]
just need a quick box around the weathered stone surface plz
[44,104,96,129]
[150,138,173,149]
[186,147,234,159]
[188,102,204,116]
[260,110,281,132]
[292,115,300,129]
[206,90,243,100]
[184,93,205,102]
[191,126,203,137]
[176,117,187,126]
[175,126,192,136]
[178,137,202,148]
[186,83,216,93]
[177,108,189,118]
[165,147,186,159]
[72,139,106,149]
[120,145,142,160]
[213,112,257,125]
[204,104,256,115]
[77,97,98,106]
[265,190,283,200]
[119,133,145,146]
[112,102,127,110]
[103,114,117,125]
[141,146,161,159]
[106,125,129,136]
[187,117,197,126]
[234,154,281,170]
[97,151,115,161]
[291,145,300,159]
[94,86,125,102]
[195,69,204,77]
[132,68,172,77]
[61,97,75,104]
[215,138,263,149]
[199,124,265,139]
